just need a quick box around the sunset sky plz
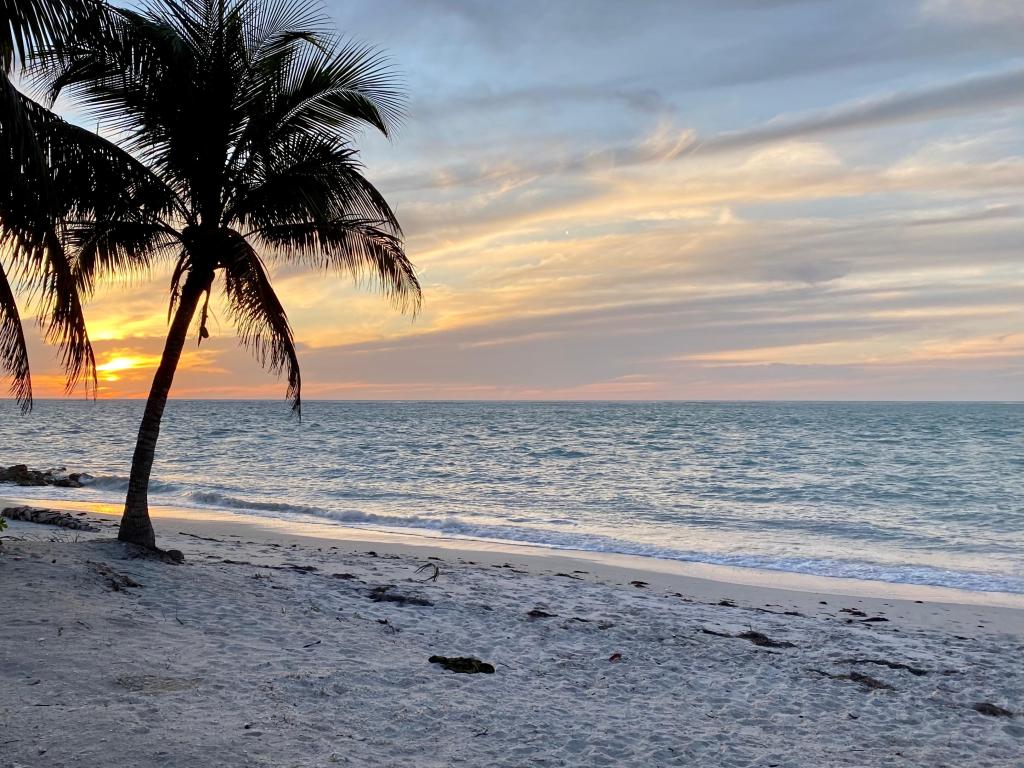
[21,0,1024,400]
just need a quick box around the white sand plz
[1,503,1022,767]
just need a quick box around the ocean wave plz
[173,489,1024,595]
[80,474,181,494]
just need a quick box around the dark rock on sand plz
[428,655,495,674]
[2,506,99,531]
[973,702,1014,718]
[0,465,88,488]
[527,608,557,619]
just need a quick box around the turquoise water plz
[2,400,1022,593]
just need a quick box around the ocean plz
[1,400,1022,594]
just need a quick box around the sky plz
[18,0,1024,401]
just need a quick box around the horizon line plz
[5,397,1023,405]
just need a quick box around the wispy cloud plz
[15,1,1024,402]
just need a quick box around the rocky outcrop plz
[0,464,89,488]
[1,506,99,531]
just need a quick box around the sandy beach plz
[1,501,1022,767]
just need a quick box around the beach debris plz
[164,549,185,564]
[845,672,892,690]
[368,585,433,606]
[860,616,889,623]
[2,506,99,531]
[840,608,868,617]
[0,465,89,488]
[738,631,795,648]
[178,532,222,542]
[809,668,893,690]
[718,599,737,607]
[630,580,648,588]
[838,658,930,677]
[527,608,557,619]
[428,655,495,674]
[556,572,583,580]
[88,561,142,592]
[330,572,357,580]
[286,563,318,573]
[608,652,623,662]
[972,702,1014,718]
[700,627,795,648]
[377,618,399,634]
[415,562,441,582]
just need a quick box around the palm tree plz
[40,0,420,549]
[2,0,161,410]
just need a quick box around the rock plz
[1,506,99,531]
[527,608,556,619]
[164,549,185,564]
[973,702,1014,718]
[0,464,86,488]
[428,655,495,674]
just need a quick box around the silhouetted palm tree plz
[41,0,420,548]
[2,0,160,409]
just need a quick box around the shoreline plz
[5,494,1024,632]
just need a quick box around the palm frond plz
[0,259,32,410]
[68,220,180,294]
[255,217,420,312]
[221,234,301,413]
[38,230,96,395]
[226,134,400,232]
[1,0,98,69]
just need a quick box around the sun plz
[95,355,156,382]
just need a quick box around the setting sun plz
[95,355,158,381]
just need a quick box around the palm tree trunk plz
[118,273,206,548]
